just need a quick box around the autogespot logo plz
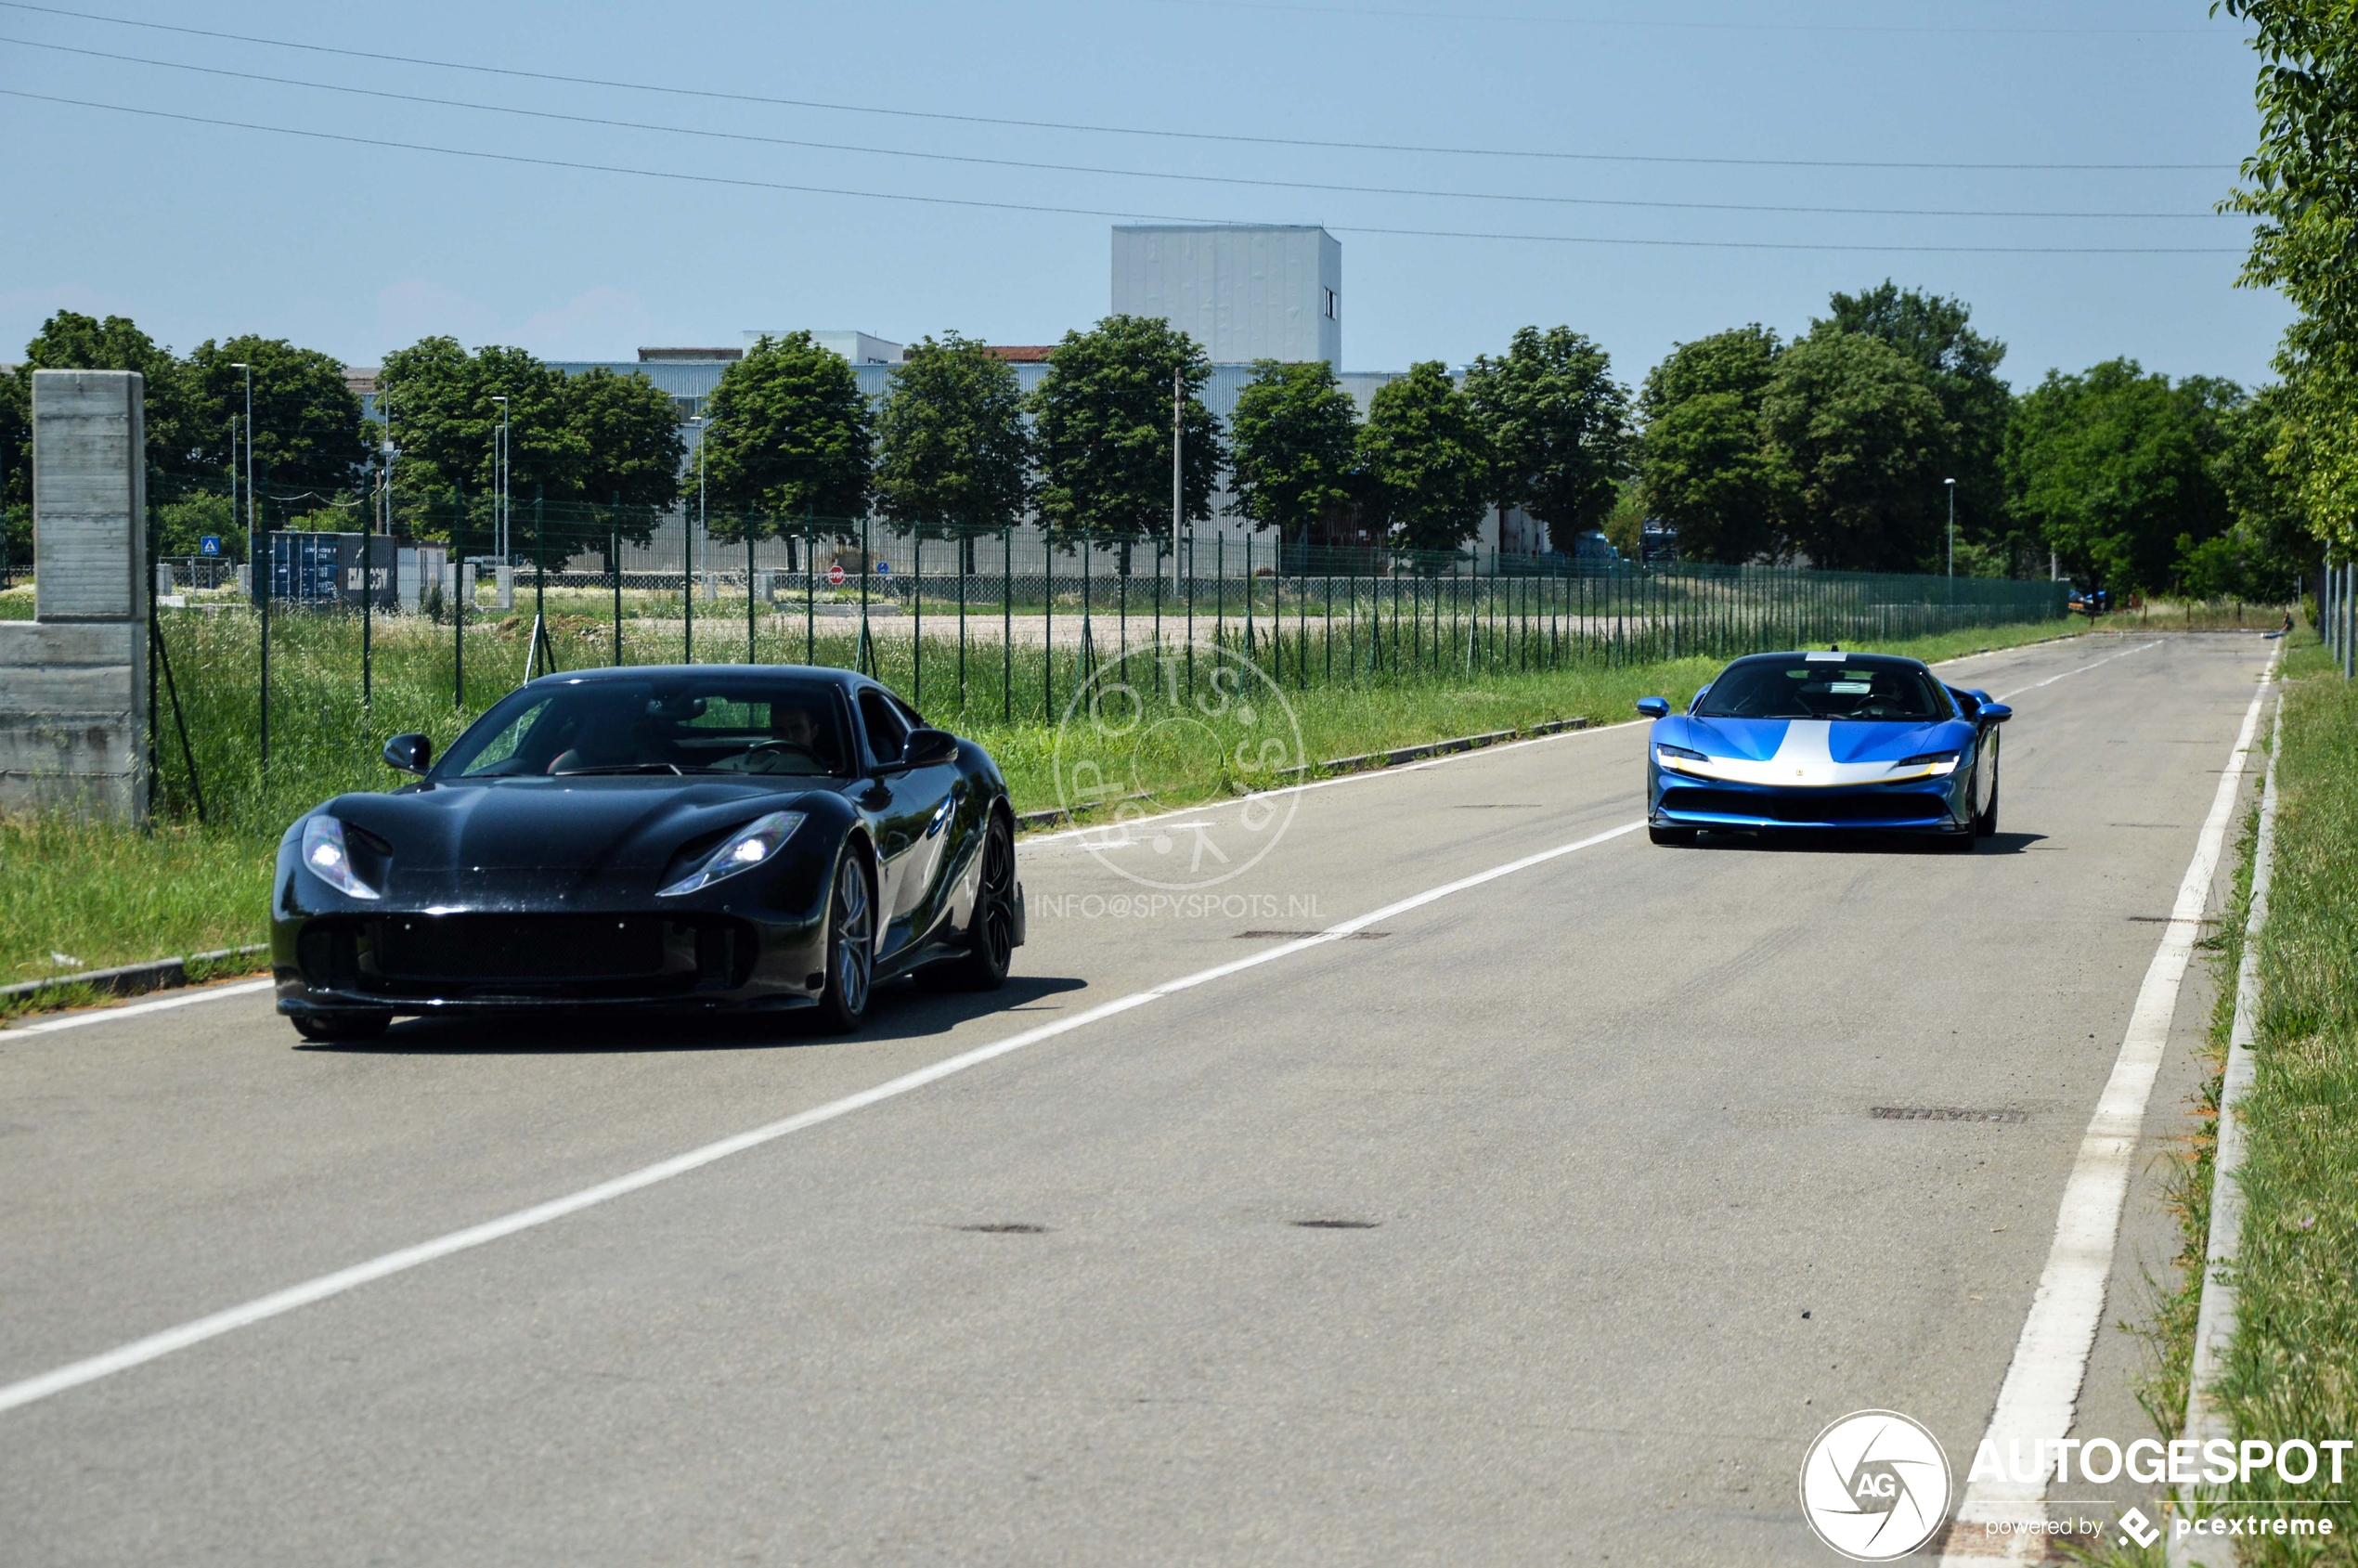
[1799,1410,1955,1562]
[1054,639,1305,891]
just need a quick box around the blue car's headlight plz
[1895,751,1962,776]
[1654,743,1710,772]
[658,810,806,898]
[301,816,381,901]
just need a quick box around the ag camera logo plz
[1799,1409,1953,1562]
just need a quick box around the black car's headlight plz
[301,817,382,900]
[1894,751,1962,776]
[1653,743,1710,772]
[658,810,807,898]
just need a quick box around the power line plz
[0,0,2237,173]
[0,35,2227,223]
[1126,0,2218,35]
[0,87,2251,256]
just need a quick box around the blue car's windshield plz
[435,676,858,779]
[1692,659,1953,722]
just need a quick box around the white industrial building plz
[361,225,1568,568]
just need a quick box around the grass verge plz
[2119,634,2357,1564]
[0,615,2079,998]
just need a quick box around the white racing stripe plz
[1940,641,2278,1564]
[0,818,1645,1417]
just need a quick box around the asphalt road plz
[0,631,2274,1566]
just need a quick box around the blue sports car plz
[1635,650,2011,848]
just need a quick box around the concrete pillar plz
[495,562,514,611]
[0,370,150,820]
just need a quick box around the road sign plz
[826,564,846,587]
[875,560,891,577]
[199,536,221,556]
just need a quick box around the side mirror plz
[1948,686,1981,719]
[382,732,433,774]
[900,729,961,770]
[1978,703,2013,725]
[1636,697,1670,719]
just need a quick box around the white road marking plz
[1991,639,2161,701]
[4,978,276,1035]
[1940,641,2278,1564]
[0,819,1645,1417]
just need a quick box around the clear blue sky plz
[0,0,2289,393]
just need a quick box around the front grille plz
[1659,787,1951,824]
[371,914,669,980]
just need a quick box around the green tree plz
[377,339,588,550]
[1227,359,1359,545]
[1814,282,2015,564]
[1358,361,1491,553]
[2213,2,2347,543]
[873,333,1033,555]
[1462,325,1632,548]
[2002,359,2235,594]
[182,335,371,509]
[1636,325,1787,564]
[1031,315,1223,549]
[0,368,27,568]
[699,331,874,542]
[1759,331,1954,572]
[569,366,687,514]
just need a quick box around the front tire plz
[1649,824,1698,846]
[1974,739,2001,836]
[930,815,1016,991]
[291,1010,391,1043]
[814,844,875,1033]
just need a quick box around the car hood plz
[329,775,832,875]
[1653,715,1973,787]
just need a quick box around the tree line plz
[0,289,2315,596]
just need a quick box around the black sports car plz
[272,666,1024,1041]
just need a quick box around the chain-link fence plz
[91,484,2068,833]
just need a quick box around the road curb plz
[2171,682,2286,1566]
[1014,717,1590,833]
[0,944,270,1007]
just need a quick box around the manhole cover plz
[1871,1107,2028,1124]
[955,1223,1050,1234]
[1291,1218,1381,1229]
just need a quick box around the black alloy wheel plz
[944,815,1017,991]
[816,845,875,1032]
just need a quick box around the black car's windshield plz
[1691,658,1954,722]
[436,676,857,779]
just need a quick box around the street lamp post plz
[1944,477,1956,581]
[688,415,710,664]
[231,363,254,596]
[491,395,510,566]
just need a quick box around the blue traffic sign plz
[199,536,222,556]
[875,560,891,577]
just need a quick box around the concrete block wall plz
[0,370,149,820]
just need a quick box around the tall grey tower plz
[1110,225,1341,369]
